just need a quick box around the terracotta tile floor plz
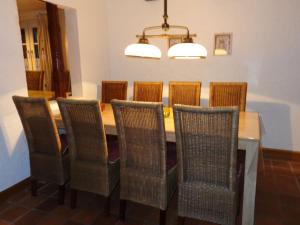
[1,153,300,225]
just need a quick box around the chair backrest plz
[57,98,108,165]
[173,105,239,190]
[26,71,44,90]
[209,82,247,111]
[112,100,167,177]
[169,81,201,106]
[101,81,128,103]
[133,81,163,102]
[12,96,61,156]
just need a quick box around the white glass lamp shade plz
[124,43,162,59]
[168,43,207,59]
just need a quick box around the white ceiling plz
[16,0,46,12]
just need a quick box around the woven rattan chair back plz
[209,82,247,111]
[57,98,108,165]
[12,96,69,191]
[112,100,166,176]
[169,81,201,106]
[174,105,239,187]
[102,81,128,103]
[26,71,44,90]
[173,105,239,225]
[133,81,163,102]
[112,100,172,210]
[13,96,61,156]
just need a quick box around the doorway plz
[17,0,71,99]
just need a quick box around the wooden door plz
[20,21,41,71]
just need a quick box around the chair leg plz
[119,199,127,221]
[104,195,111,217]
[70,189,77,209]
[160,210,166,225]
[177,216,185,225]
[31,179,38,197]
[58,184,65,205]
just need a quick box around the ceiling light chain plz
[162,0,169,31]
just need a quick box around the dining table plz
[28,90,55,100]
[50,101,261,225]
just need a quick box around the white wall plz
[1,0,300,191]
[0,0,30,191]
[46,0,110,98]
[106,0,300,151]
[0,0,110,191]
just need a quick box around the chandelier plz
[124,0,207,59]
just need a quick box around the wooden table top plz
[50,102,261,143]
[28,90,55,100]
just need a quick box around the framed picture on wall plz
[168,37,183,48]
[214,33,232,56]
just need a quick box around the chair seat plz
[167,142,177,171]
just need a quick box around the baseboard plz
[0,177,30,202]
[262,148,300,161]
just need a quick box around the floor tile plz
[279,194,300,222]
[14,210,47,225]
[70,209,100,225]
[281,217,300,225]
[6,191,29,205]
[93,215,118,225]
[0,206,29,223]
[0,219,12,225]
[38,184,59,197]
[272,160,293,176]
[275,175,300,197]
[17,195,47,209]
[272,160,291,168]
[2,153,300,225]
[255,215,283,225]
[0,203,10,215]
[38,214,67,225]
[126,202,159,224]
[256,174,277,193]
[51,206,78,220]
[290,162,300,176]
[63,221,82,225]
[35,198,59,212]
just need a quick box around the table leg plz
[242,141,259,225]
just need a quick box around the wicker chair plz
[209,82,247,111]
[57,98,120,215]
[169,81,201,106]
[173,105,240,225]
[26,71,44,90]
[101,81,128,103]
[112,100,177,225]
[133,81,163,102]
[12,96,69,204]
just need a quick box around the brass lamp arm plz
[139,25,194,39]
[142,26,163,36]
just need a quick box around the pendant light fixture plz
[125,37,162,59]
[125,0,207,59]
